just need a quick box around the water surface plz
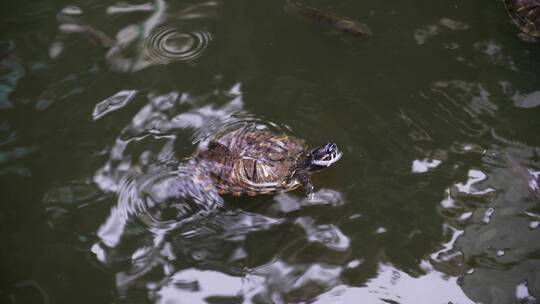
[1,0,540,303]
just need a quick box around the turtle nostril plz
[327,143,337,153]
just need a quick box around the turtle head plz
[308,143,342,172]
[336,20,373,36]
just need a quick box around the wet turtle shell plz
[193,128,308,196]
[503,0,540,38]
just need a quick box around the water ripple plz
[144,26,212,64]
[191,113,293,148]
[93,90,138,120]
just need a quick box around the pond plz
[1,0,539,303]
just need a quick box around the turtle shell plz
[503,0,540,38]
[194,127,307,195]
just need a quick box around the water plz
[1,0,539,303]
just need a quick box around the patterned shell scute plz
[503,0,540,37]
[198,129,307,195]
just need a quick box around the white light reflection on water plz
[106,2,155,15]
[93,90,138,120]
[155,269,244,303]
[430,224,464,262]
[454,169,495,196]
[154,260,345,304]
[457,211,473,221]
[474,40,518,71]
[299,219,350,251]
[414,18,469,45]
[148,260,474,304]
[440,188,455,208]
[411,158,442,173]
[117,208,351,303]
[481,207,494,224]
[528,170,539,191]
[314,262,474,304]
[505,88,540,109]
[516,281,538,303]
[525,212,540,230]
[436,145,540,304]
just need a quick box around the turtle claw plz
[517,33,538,43]
[305,184,315,200]
[301,189,344,207]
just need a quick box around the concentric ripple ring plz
[145,26,212,64]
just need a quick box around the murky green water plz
[2,0,540,303]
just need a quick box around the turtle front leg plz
[298,172,314,198]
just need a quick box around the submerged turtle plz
[283,0,372,36]
[191,126,342,197]
[503,0,540,40]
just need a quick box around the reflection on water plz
[315,262,473,304]
[0,41,24,109]
[92,90,137,120]
[414,18,469,45]
[50,0,218,72]
[428,139,540,303]
[3,0,540,303]
[145,26,212,64]
[82,80,354,302]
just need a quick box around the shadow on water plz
[1,0,540,303]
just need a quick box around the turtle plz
[502,0,540,40]
[191,126,342,197]
[283,0,372,36]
